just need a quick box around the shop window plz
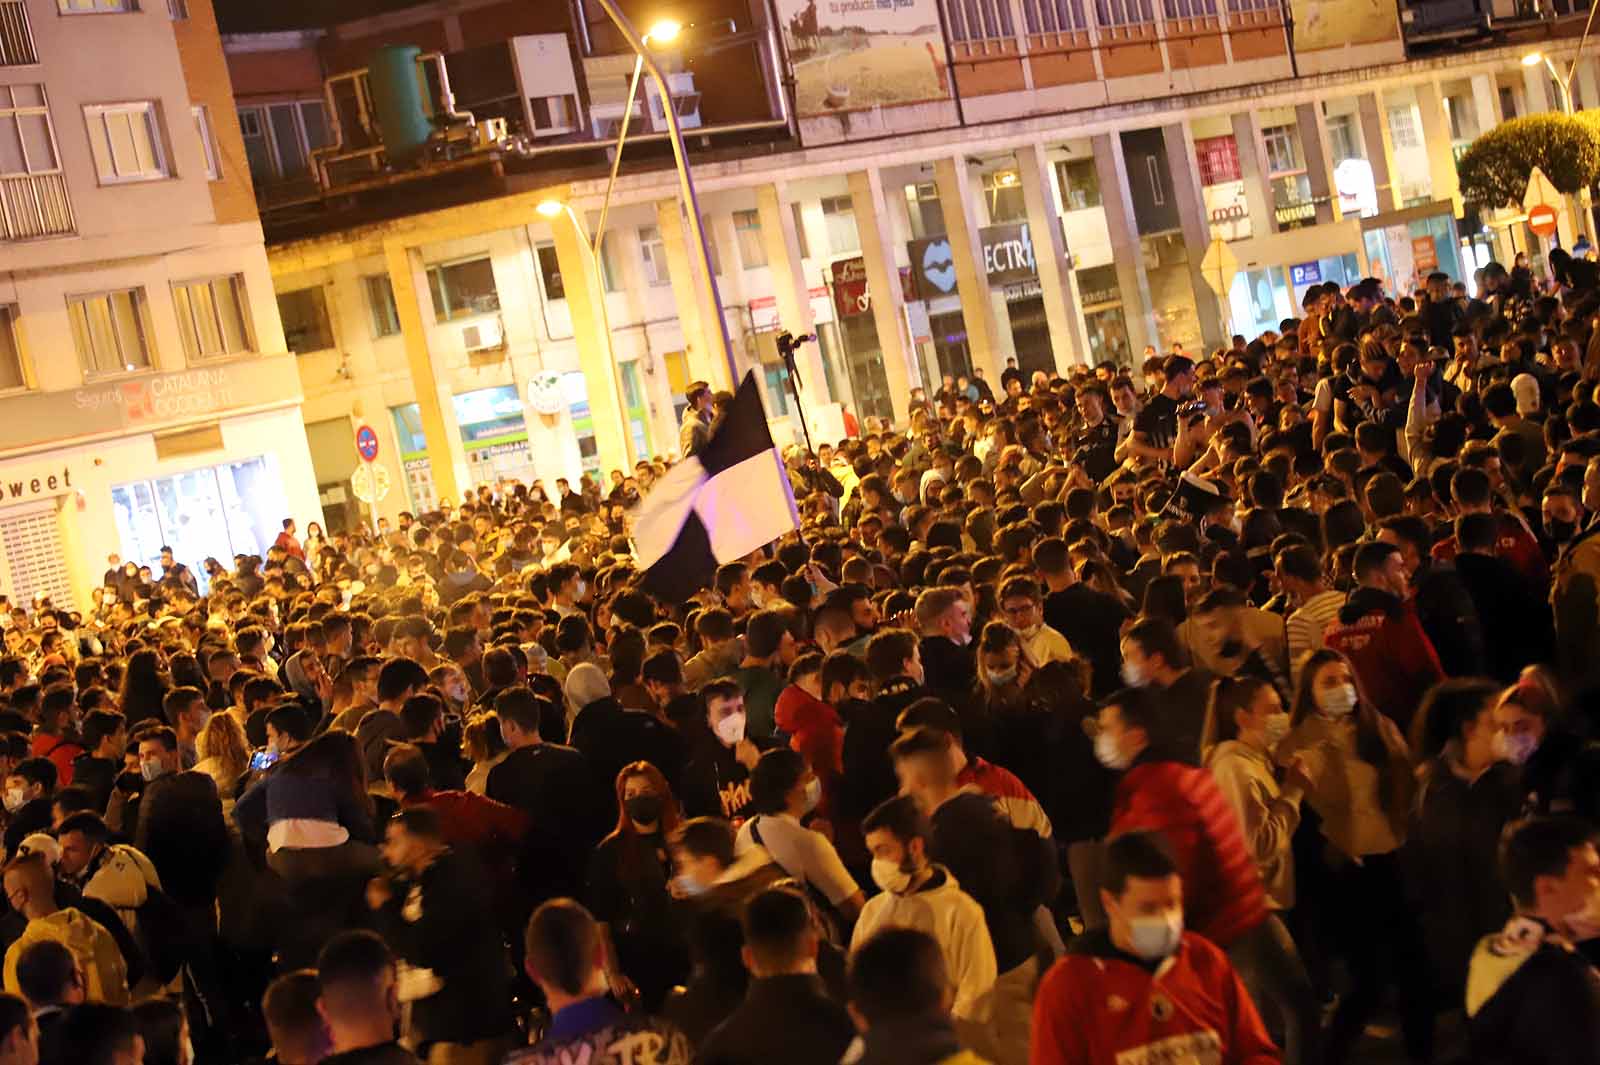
[173,274,252,360]
[820,195,860,256]
[535,243,565,302]
[426,256,500,320]
[364,275,400,337]
[1055,158,1101,210]
[68,287,151,376]
[733,209,766,269]
[638,226,670,286]
[83,102,167,184]
[0,305,22,390]
[277,286,333,355]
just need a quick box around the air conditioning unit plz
[461,317,505,352]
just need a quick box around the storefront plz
[826,258,894,422]
[1360,201,1464,293]
[0,355,321,610]
[1075,265,1131,367]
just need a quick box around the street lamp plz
[588,0,740,390]
[1523,50,1575,114]
[537,197,637,469]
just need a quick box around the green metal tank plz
[368,44,432,165]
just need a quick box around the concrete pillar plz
[932,157,1007,384]
[756,183,829,408]
[1471,73,1503,134]
[1296,103,1337,225]
[1358,93,1402,212]
[847,168,916,425]
[1160,123,1226,352]
[1524,63,1554,113]
[1015,142,1091,371]
[382,239,471,504]
[1577,57,1599,112]
[1092,132,1157,353]
[547,210,632,476]
[1231,112,1274,239]
[656,198,730,391]
[1414,80,1462,217]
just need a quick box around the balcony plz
[0,1,38,66]
[0,173,75,241]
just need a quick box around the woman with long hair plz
[585,761,687,1009]
[118,648,169,728]
[1281,648,1431,1065]
[234,729,377,884]
[195,711,250,812]
[462,713,508,795]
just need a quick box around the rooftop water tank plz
[368,44,432,165]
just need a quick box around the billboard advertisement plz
[1289,0,1398,49]
[775,0,951,117]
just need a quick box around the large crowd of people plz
[0,253,1598,1065]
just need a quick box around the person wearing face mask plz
[1407,679,1526,1007]
[734,749,863,928]
[1117,618,1213,766]
[1322,541,1444,735]
[915,588,976,698]
[1032,831,1278,1065]
[995,578,1072,669]
[1,760,54,860]
[1466,816,1600,1065]
[1279,649,1429,1065]
[1492,669,1600,821]
[681,682,763,822]
[1095,687,1318,1065]
[852,795,996,1037]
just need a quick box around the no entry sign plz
[355,424,379,462]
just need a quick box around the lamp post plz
[587,0,740,390]
[537,198,637,469]
[1523,36,1598,246]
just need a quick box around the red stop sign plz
[1529,203,1559,238]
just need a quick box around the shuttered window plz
[0,503,73,610]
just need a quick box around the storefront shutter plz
[0,503,74,611]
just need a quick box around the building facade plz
[221,0,1596,526]
[0,0,320,610]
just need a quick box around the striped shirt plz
[1286,590,1347,685]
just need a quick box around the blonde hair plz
[196,710,249,780]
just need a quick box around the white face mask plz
[871,857,914,896]
[1095,730,1132,770]
[2,787,23,813]
[1126,911,1185,961]
[1262,712,1292,748]
[1316,683,1358,718]
[1121,660,1148,688]
[713,711,747,748]
[1495,730,1539,766]
[751,589,767,610]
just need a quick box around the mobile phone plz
[249,748,279,772]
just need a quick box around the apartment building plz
[219,0,1594,528]
[0,0,319,610]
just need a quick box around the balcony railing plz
[0,1,38,66]
[0,173,76,241]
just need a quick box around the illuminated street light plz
[644,19,682,44]
[535,199,562,219]
[1521,50,1544,67]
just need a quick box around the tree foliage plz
[1456,112,1600,208]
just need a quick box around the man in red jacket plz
[1093,687,1317,1065]
[1032,830,1279,1065]
[1322,540,1443,734]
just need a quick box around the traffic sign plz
[1523,166,1563,212]
[1529,203,1560,238]
[1200,237,1238,297]
[350,462,391,504]
[355,424,379,462]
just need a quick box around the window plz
[1194,136,1241,186]
[167,0,188,17]
[1325,113,1359,164]
[942,0,1017,41]
[733,209,766,268]
[0,84,58,176]
[57,0,134,12]
[820,195,860,255]
[0,2,38,66]
[1387,105,1420,149]
[67,288,151,376]
[638,226,669,286]
[83,102,167,183]
[237,100,329,183]
[904,182,944,239]
[0,306,23,390]
[1261,124,1300,174]
[276,287,333,355]
[426,257,499,320]
[1163,0,1216,17]
[1022,0,1088,33]
[173,275,251,360]
[1095,0,1156,26]
[191,105,219,180]
[983,171,1026,223]
[535,243,565,301]
[364,275,400,337]
[1056,158,1101,210]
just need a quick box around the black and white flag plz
[633,372,800,601]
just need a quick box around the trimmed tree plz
[1455,112,1600,208]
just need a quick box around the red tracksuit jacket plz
[1031,929,1279,1065]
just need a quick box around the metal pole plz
[590,0,741,390]
[594,53,644,250]
[565,204,638,469]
